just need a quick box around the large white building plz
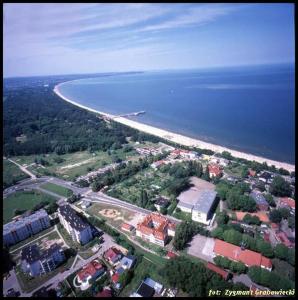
[3,209,51,246]
[177,177,218,225]
[21,243,65,277]
[58,204,93,245]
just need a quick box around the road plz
[7,158,37,179]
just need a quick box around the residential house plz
[121,223,134,232]
[166,251,177,259]
[250,190,269,211]
[206,262,230,280]
[275,231,294,248]
[21,243,65,277]
[95,287,112,297]
[213,239,272,271]
[77,259,105,287]
[150,160,166,170]
[104,247,123,265]
[208,164,222,178]
[278,197,295,212]
[136,213,175,247]
[131,278,163,297]
[58,204,93,245]
[3,209,51,246]
[258,171,274,184]
[81,201,91,209]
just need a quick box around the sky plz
[3,3,295,77]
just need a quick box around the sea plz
[58,64,295,164]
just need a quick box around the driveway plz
[187,234,215,262]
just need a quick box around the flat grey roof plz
[193,190,217,214]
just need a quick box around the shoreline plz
[53,83,295,172]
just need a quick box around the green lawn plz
[40,182,73,197]
[3,159,30,189]
[3,190,56,224]
[119,257,167,297]
[12,146,139,181]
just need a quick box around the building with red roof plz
[275,231,293,248]
[104,247,123,265]
[278,197,295,210]
[77,259,105,287]
[206,262,230,280]
[121,223,134,232]
[213,239,272,271]
[248,169,257,177]
[271,223,279,231]
[166,251,177,259]
[208,164,222,178]
[136,213,176,247]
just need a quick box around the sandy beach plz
[54,83,295,172]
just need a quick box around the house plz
[166,251,177,259]
[3,209,51,246]
[235,211,269,223]
[206,262,230,280]
[213,239,272,271]
[77,259,105,287]
[278,197,295,211]
[275,231,293,248]
[58,204,93,245]
[271,223,279,231]
[248,169,257,177]
[208,164,222,178]
[258,171,273,183]
[104,247,123,265]
[118,255,136,270]
[95,287,112,297]
[81,201,91,209]
[150,160,166,169]
[111,273,121,289]
[21,243,65,277]
[154,196,170,212]
[131,281,155,297]
[249,190,269,211]
[121,223,134,232]
[136,213,175,247]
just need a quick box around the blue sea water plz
[58,64,295,164]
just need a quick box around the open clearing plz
[3,190,56,224]
[3,159,30,189]
[40,182,73,197]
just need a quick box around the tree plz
[269,176,292,197]
[274,244,288,260]
[288,216,295,229]
[279,207,290,219]
[264,193,276,207]
[269,209,282,223]
[256,240,273,258]
[202,166,210,181]
[230,261,246,274]
[211,227,224,239]
[222,229,242,246]
[45,202,58,214]
[118,270,133,287]
[173,221,198,250]
[241,166,249,178]
[215,182,231,200]
[216,211,229,225]
[221,151,233,160]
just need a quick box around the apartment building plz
[58,204,93,245]
[21,243,65,277]
[3,209,51,246]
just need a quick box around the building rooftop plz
[213,239,272,269]
[104,247,122,262]
[193,190,217,214]
[206,262,229,280]
[154,196,170,207]
[250,191,269,206]
[4,209,49,235]
[279,197,295,209]
[21,243,63,264]
[135,282,155,297]
[58,204,89,231]
[77,259,104,282]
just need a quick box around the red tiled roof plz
[104,247,122,261]
[213,239,272,269]
[207,262,229,280]
[279,197,295,209]
[276,232,292,247]
[77,260,104,281]
[248,169,257,177]
[136,213,175,242]
[271,223,279,230]
[167,251,177,259]
[208,164,222,176]
[95,288,112,297]
[235,211,269,223]
[263,232,270,242]
[121,223,133,231]
[112,273,119,283]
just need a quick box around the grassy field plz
[224,162,246,178]
[119,257,167,297]
[12,146,139,180]
[3,159,30,188]
[40,182,73,197]
[3,190,56,224]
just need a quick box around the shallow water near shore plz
[58,64,295,164]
